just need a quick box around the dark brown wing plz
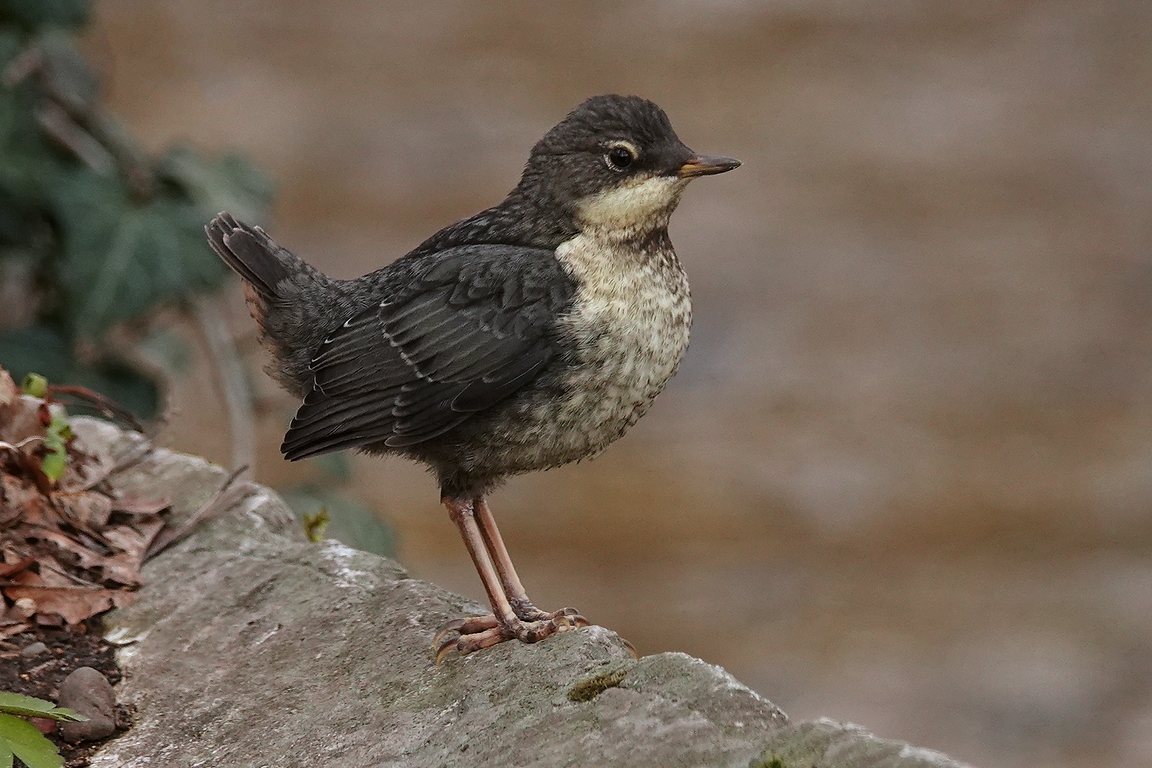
[280,245,574,460]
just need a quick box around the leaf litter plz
[0,368,172,636]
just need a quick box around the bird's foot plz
[509,598,583,623]
[433,608,588,664]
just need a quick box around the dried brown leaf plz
[0,556,35,578]
[108,494,170,516]
[18,445,55,498]
[129,517,164,561]
[57,442,116,492]
[88,517,163,589]
[9,569,43,586]
[35,555,77,587]
[0,504,20,529]
[33,528,106,571]
[54,489,113,528]
[0,394,47,444]
[102,525,147,556]
[7,598,34,621]
[0,367,171,626]
[0,622,31,639]
[1,473,49,526]
[4,585,118,626]
[98,552,143,587]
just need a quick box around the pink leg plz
[433,496,589,662]
[473,497,584,623]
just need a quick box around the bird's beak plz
[678,154,741,178]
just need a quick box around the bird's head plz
[513,95,740,240]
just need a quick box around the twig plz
[1,45,41,86]
[48,384,144,432]
[145,464,250,560]
[24,522,112,557]
[36,102,117,175]
[0,436,45,454]
[193,295,256,473]
[0,581,114,591]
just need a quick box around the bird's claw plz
[541,606,590,627]
[620,636,639,659]
[433,608,590,664]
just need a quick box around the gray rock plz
[19,641,47,657]
[70,417,974,767]
[58,666,117,743]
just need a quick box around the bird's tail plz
[205,212,339,396]
[205,212,294,303]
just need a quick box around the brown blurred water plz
[89,1,1152,766]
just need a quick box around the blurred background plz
[4,1,1151,766]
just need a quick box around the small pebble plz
[57,667,117,743]
[19,641,48,658]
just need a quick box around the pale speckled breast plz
[546,230,692,460]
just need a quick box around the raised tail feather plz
[205,212,292,301]
[205,211,339,399]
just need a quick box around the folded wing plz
[280,245,572,460]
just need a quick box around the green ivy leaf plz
[0,54,65,207]
[0,324,160,419]
[0,693,84,722]
[0,712,63,768]
[40,410,71,482]
[20,372,46,398]
[51,169,230,338]
[309,452,352,485]
[136,326,193,377]
[40,449,64,481]
[71,355,159,419]
[0,326,70,386]
[156,145,274,225]
[0,28,22,68]
[0,0,89,32]
[29,30,100,116]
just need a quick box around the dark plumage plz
[206,94,739,659]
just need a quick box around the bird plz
[205,94,739,661]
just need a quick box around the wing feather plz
[279,245,574,460]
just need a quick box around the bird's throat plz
[574,175,687,242]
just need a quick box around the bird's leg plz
[434,496,586,662]
[472,496,584,624]
[443,496,519,628]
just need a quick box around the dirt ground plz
[0,626,125,768]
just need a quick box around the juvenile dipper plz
[206,95,739,660]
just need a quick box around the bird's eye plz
[606,146,635,171]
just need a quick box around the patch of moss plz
[748,755,786,768]
[567,668,629,702]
